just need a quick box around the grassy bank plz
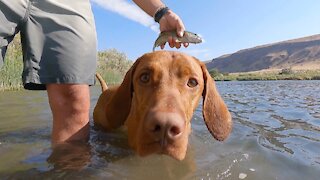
[211,69,320,81]
[0,34,23,91]
[96,49,133,85]
[0,56,23,91]
[0,35,132,91]
[2,35,319,91]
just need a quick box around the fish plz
[153,31,203,51]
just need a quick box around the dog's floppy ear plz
[199,62,232,141]
[104,58,141,129]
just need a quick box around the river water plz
[0,81,319,179]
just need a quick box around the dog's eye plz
[140,73,150,83]
[187,78,198,88]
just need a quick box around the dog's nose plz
[146,112,185,142]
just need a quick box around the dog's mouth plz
[147,139,171,148]
[140,139,187,160]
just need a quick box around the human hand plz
[159,10,189,49]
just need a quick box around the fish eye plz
[187,78,198,88]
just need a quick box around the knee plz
[47,84,90,113]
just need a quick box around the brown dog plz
[93,51,232,160]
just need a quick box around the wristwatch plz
[154,6,170,23]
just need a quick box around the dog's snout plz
[168,124,182,138]
[146,112,184,142]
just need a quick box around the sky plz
[90,0,320,61]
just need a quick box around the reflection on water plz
[47,142,92,170]
[0,81,320,179]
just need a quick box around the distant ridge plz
[206,34,320,73]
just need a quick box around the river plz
[0,81,319,179]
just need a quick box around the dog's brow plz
[175,63,199,78]
[138,66,154,73]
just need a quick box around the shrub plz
[0,34,23,91]
[209,68,223,78]
[96,49,133,85]
[1,34,133,90]
[279,68,294,75]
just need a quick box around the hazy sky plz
[91,0,320,61]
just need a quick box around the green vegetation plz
[212,68,320,81]
[2,35,319,91]
[0,34,23,91]
[96,49,133,85]
[209,68,221,77]
[0,35,132,91]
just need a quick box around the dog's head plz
[105,51,232,160]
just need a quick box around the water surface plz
[0,81,319,179]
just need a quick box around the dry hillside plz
[206,34,320,72]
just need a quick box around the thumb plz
[176,20,185,37]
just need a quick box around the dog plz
[93,51,232,160]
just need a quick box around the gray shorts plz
[0,0,97,90]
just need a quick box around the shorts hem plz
[23,72,95,90]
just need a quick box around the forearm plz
[132,0,165,17]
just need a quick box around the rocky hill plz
[206,34,320,73]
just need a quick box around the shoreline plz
[2,75,320,91]
[212,69,320,81]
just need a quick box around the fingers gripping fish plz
[153,31,203,51]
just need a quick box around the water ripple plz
[218,81,320,167]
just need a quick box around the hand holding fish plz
[149,5,202,51]
[157,9,187,49]
[153,31,203,51]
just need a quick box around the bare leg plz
[46,84,90,145]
